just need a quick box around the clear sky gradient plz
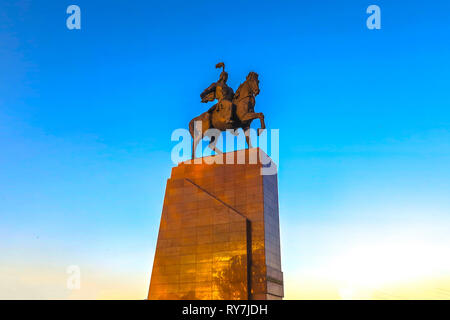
[1,0,449,299]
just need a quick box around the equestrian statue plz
[189,62,266,159]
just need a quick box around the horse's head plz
[246,71,260,96]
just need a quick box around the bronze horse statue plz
[189,71,266,159]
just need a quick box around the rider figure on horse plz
[200,62,234,125]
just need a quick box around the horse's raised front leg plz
[258,112,266,130]
[240,112,266,135]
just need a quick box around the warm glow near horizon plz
[282,227,450,300]
[3,225,450,300]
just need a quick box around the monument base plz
[148,148,283,300]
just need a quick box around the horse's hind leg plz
[192,134,201,159]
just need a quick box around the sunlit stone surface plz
[148,149,283,300]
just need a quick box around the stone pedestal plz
[148,148,283,300]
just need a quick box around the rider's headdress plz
[216,62,228,81]
[215,62,225,71]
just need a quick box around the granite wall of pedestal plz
[148,149,283,300]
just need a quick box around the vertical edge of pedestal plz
[262,172,284,300]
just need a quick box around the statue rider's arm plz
[200,83,217,101]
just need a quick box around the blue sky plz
[1,0,450,299]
